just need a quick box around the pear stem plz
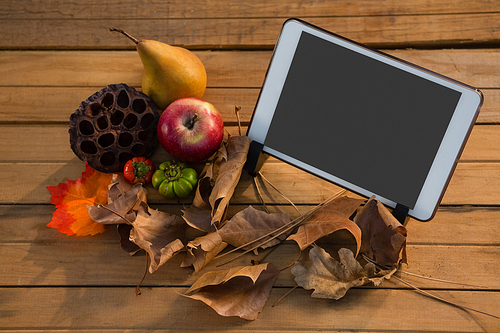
[110,28,140,45]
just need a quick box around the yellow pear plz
[111,28,207,112]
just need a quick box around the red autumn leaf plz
[47,163,114,236]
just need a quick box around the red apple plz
[157,97,224,163]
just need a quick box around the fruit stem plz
[185,113,198,130]
[110,28,140,45]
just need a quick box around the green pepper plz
[152,160,198,199]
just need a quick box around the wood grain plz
[0,124,497,162]
[1,0,500,331]
[1,49,499,88]
[3,205,500,246]
[1,14,500,49]
[2,0,499,19]
[0,161,498,206]
[1,287,498,331]
[1,241,499,289]
[0,87,498,124]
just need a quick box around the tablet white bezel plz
[247,18,483,221]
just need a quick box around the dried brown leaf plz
[181,232,228,274]
[129,203,187,273]
[185,135,251,230]
[354,197,407,267]
[184,262,280,320]
[287,196,364,255]
[108,174,133,201]
[182,204,216,233]
[193,142,228,209]
[219,206,291,254]
[209,135,251,226]
[291,246,396,300]
[87,183,147,225]
[117,224,141,255]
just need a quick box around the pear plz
[110,28,207,112]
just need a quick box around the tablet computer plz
[246,18,483,221]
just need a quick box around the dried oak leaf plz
[47,163,113,236]
[181,232,228,274]
[291,246,396,300]
[194,139,228,209]
[87,182,147,225]
[219,206,292,253]
[129,203,187,273]
[184,135,251,230]
[288,196,364,255]
[354,197,407,267]
[107,173,145,205]
[209,135,251,223]
[117,224,141,255]
[184,262,280,320]
[182,204,216,233]
[87,174,149,254]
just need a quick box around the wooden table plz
[1,1,500,331]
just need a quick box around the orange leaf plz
[47,163,114,236]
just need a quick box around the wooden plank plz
[1,124,497,162]
[0,331,399,333]
[1,14,500,49]
[461,125,500,161]
[2,328,374,333]
[3,205,500,246]
[1,287,498,331]
[1,241,499,289]
[0,50,269,88]
[443,163,500,205]
[1,87,498,124]
[0,161,498,206]
[0,87,260,124]
[0,50,498,89]
[0,125,243,165]
[479,89,500,123]
[2,0,498,19]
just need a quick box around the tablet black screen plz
[264,32,461,208]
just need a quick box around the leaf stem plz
[234,106,242,136]
[393,275,500,320]
[215,190,346,266]
[398,270,487,289]
[253,175,270,214]
[136,254,150,296]
[96,204,135,224]
[272,285,299,308]
[258,171,301,216]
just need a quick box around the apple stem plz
[185,113,198,130]
[110,28,140,45]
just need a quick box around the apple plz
[157,97,224,163]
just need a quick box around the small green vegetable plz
[152,160,198,199]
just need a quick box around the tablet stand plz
[244,140,266,176]
[244,140,410,225]
[392,203,410,226]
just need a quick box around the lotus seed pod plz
[69,83,159,173]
